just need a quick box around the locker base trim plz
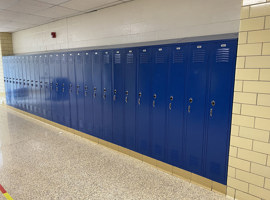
[4,104,227,196]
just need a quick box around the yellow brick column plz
[0,33,13,104]
[227,0,270,199]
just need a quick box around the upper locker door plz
[136,47,152,156]
[55,54,63,124]
[14,57,19,108]
[2,57,8,105]
[92,51,102,138]
[83,51,93,135]
[68,53,78,130]
[75,52,85,132]
[185,43,209,175]
[29,55,35,113]
[21,56,27,111]
[166,44,188,168]
[25,56,30,112]
[205,39,237,184]
[18,57,23,110]
[61,53,71,127]
[102,50,113,142]
[112,49,125,146]
[44,55,52,120]
[124,48,137,151]
[34,55,41,116]
[151,46,169,162]
[49,54,56,121]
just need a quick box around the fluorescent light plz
[243,0,266,6]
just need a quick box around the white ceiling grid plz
[0,0,133,32]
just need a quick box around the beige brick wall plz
[0,32,13,104]
[227,1,270,199]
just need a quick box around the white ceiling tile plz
[60,0,120,11]
[34,6,80,19]
[5,0,53,14]
[35,0,71,5]
[0,0,19,10]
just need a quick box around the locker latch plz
[93,87,97,98]
[125,91,128,103]
[153,94,157,108]
[211,100,215,106]
[76,85,80,95]
[103,88,107,100]
[113,89,117,101]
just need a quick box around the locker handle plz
[125,96,128,103]
[210,108,213,117]
[103,94,106,100]
[138,98,140,105]
[93,92,96,98]
[85,91,87,96]
[113,95,116,101]
[169,103,172,110]
[62,88,65,93]
[56,87,58,92]
[153,100,155,108]
[76,89,79,95]
[188,105,191,113]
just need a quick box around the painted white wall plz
[12,0,242,54]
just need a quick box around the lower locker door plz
[204,40,237,184]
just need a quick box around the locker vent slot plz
[127,54,134,64]
[104,55,110,64]
[114,54,121,64]
[216,48,230,63]
[155,52,165,64]
[140,53,149,64]
[173,51,184,63]
[192,49,206,63]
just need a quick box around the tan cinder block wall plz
[227,1,270,200]
[0,33,13,104]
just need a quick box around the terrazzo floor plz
[0,105,229,200]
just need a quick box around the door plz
[112,49,125,147]
[83,51,93,135]
[184,43,210,175]
[136,47,152,156]
[44,55,52,120]
[151,46,169,162]
[92,51,102,138]
[204,39,237,184]
[68,53,78,130]
[75,52,85,132]
[124,48,137,151]
[34,56,40,115]
[166,44,188,167]
[102,50,113,142]
[39,55,45,118]
[61,53,71,127]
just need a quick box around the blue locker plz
[21,56,27,111]
[112,49,125,146]
[92,51,102,138]
[39,55,45,117]
[55,54,63,124]
[123,48,137,151]
[204,39,237,184]
[49,54,56,121]
[166,44,188,167]
[13,57,18,108]
[6,57,11,106]
[83,51,93,135]
[75,52,85,132]
[44,55,52,120]
[151,46,169,162]
[29,55,35,113]
[136,47,152,156]
[61,53,71,127]
[68,53,78,130]
[184,43,209,175]
[17,57,23,110]
[34,55,40,115]
[102,50,113,141]
[25,56,31,112]
[2,57,8,105]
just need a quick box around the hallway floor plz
[0,105,229,200]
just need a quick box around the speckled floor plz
[0,105,229,200]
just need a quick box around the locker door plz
[166,44,188,167]
[205,40,237,184]
[185,43,209,175]
[49,54,56,122]
[92,51,102,138]
[21,56,27,111]
[55,54,63,124]
[25,56,31,112]
[2,57,8,105]
[14,57,19,108]
[75,52,85,132]
[18,57,23,110]
[83,51,93,135]
[151,46,169,162]
[5,57,11,106]
[44,55,52,120]
[34,56,41,115]
[39,55,45,117]
[124,48,137,151]
[136,47,152,156]
[68,53,78,130]
[61,53,71,127]
[112,49,125,146]
[30,56,35,113]
[102,50,113,142]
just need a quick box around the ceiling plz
[0,0,133,32]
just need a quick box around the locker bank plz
[0,0,269,200]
